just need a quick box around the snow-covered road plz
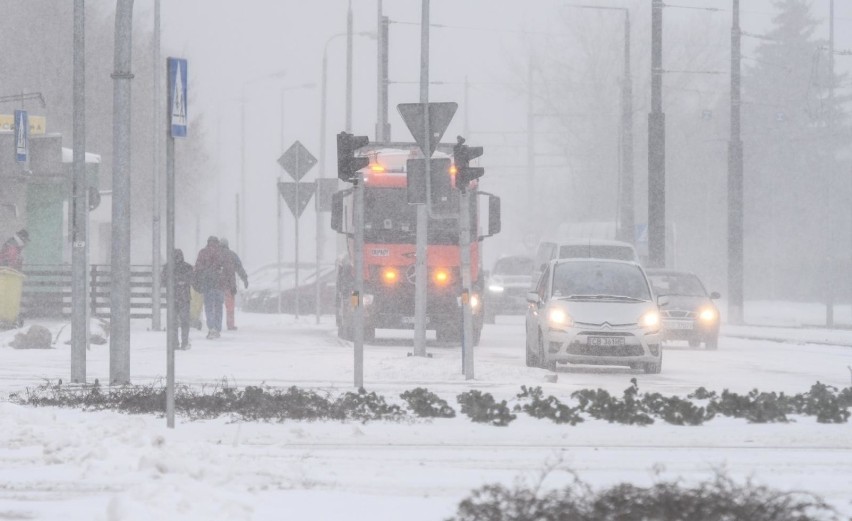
[1,312,850,520]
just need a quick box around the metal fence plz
[21,264,163,320]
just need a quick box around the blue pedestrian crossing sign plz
[168,57,188,138]
[14,110,28,163]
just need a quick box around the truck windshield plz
[364,187,472,245]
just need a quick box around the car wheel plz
[436,322,461,344]
[643,354,663,374]
[688,339,702,348]
[525,333,538,367]
[705,335,719,350]
[538,333,556,371]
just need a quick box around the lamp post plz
[239,69,288,259]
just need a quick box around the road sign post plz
[397,101,457,358]
[165,57,187,429]
[278,141,318,319]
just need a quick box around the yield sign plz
[397,102,457,157]
[278,181,316,218]
[278,141,317,181]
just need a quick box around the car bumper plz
[660,318,718,341]
[541,327,662,365]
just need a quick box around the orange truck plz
[331,146,500,345]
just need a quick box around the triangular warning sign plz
[397,102,457,157]
[278,182,316,219]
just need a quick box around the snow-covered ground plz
[1,305,851,520]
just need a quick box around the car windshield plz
[363,187,473,244]
[493,257,534,276]
[551,261,651,301]
[559,244,635,261]
[648,273,706,297]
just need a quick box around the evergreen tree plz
[742,0,847,299]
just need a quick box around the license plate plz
[588,336,625,347]
[663,320,693,330]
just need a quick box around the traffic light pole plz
[353,175,365,388]
[460,189,474,380]
[413,0,430,358]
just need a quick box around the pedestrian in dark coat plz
[161,248,194,349]
[219,237,248,330]
[0,229,29,271]
[194,236,226,338]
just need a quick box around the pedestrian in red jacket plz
[0,229,29,271]
[193,236,226,339]
[219,237,248,330]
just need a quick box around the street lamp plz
[239,68,288,258]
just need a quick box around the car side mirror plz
[657,295,670,308]
[526,292,541,305]
[710,291,721,300]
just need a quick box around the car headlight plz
[640,310,660,330]
[547,307,573,329]
[488,284,505,293]
[699,307,718,322]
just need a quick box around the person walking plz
[162,248,194,349]
[0,229,29,270]
[219,237,248,330]
[193,236,226,339]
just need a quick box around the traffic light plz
[337,131,370,183]
[453,136,484,191]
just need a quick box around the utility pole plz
[648,0,666,268]
[825,0,835,327]
[110,0,134,385]
[346,0,353,132]
[526,56,535,227]
[151,0,162,332]
[71,0,88,384]
[413,0,430,357]
[376,1,390,141]
[619,11,635,244]
[728,0,744,325]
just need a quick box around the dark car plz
[646,269,720,349]
[484,255,535,323]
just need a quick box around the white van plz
[532,239,640,287]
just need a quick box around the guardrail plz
[21,264,164,320]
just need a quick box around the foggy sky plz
[90,0,852,279]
